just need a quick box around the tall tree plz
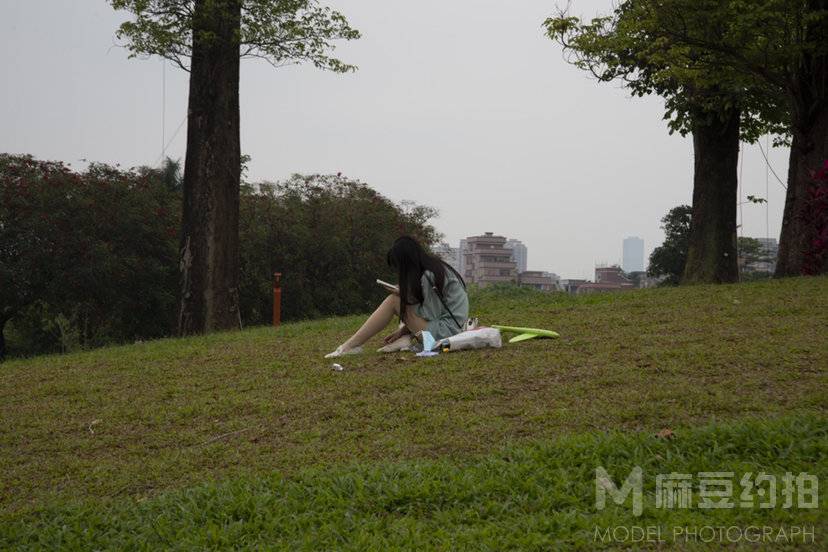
[546,2,786,284]
[110,0,359,334]
[641,0,828,276]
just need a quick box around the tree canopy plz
[110,0,360,71]
[544,0,788,142]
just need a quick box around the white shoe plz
[377,335,413,353]
[324,345,363,358]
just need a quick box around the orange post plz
[273,272,282,327]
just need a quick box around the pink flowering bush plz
[802,160,828,275]
[0,155,180,357]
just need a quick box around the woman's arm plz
[383,323,411,344]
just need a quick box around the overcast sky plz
[1,0,790,278]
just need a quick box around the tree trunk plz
[775,4,828,277]
[178,0,242,335]
[0,318,6,362]
[775,119,828,276]
[682,107,741,284]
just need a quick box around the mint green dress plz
[414,269,469,341]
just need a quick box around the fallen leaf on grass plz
[656,428,675,440]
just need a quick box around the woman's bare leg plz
[341,294,428,351]
[340,294,397,351]
[399,302,429,334]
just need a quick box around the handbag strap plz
[425,273,464,331]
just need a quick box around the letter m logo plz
[595,466,643,516]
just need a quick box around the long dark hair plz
[387,236,466,322]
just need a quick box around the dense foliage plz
[0,156,438,358]
[0,155,180,357]
[802,161,828,275]
[647,205,692,285]
[238,174,440,325]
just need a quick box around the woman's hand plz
[383,325,411,344]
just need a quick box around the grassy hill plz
[1,277,826,549]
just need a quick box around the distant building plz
[577,265,636,294]
[543,272,562,289]
[595,265,634,285]
[518,271,559,291]
[504,239,528,273]
[738,237,778,274]
[622,237,645,273]
[576,283,626,294]
[458,239,469,275]
[560,279,588,294]
[755,237,778,273]
[626,270,661,289]
[433,243,460,273]
[462,232,518,287]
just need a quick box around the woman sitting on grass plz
[325,236,469,358]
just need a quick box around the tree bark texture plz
[178,0,242,335]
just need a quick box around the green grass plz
[2,415,825,550]
[1,277,827,549]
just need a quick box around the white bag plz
[437,327,501,352]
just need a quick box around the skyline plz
[448,232,644,279]
[0,0,790,279]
